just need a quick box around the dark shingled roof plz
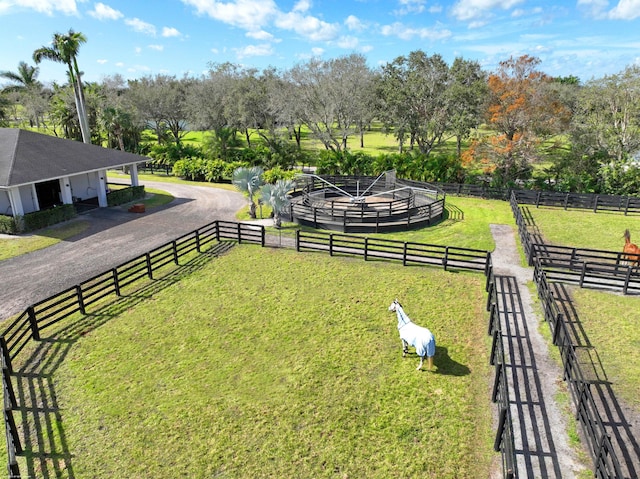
[0,128,148,188]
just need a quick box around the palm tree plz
[0,61,41,92]
[232,166,264,218]
[33,29,91,143]
[0,61,44,127]
[260,179,294,228]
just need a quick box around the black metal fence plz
[511,192,640,295]
[510,192,627,477]
[436,183,640,215]
[295,230,489,273]
[532,267,624,478]
[485,257,517,479]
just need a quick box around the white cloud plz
[608,0,640,19]
[88,2,123,20]
[246,30,273,40]
[211,47,219,54]
[0,0,79,15]
[97,59,108,64]
[395,0,426,16]
[292,0,311,12]
[233,43,274,58]
[125,17,157,36]
[148,44,164,51]
[162,27,181,37]
[115,61,124,67]
[345,15,364,32]
[181,0,278,31]
[311,47,324,56]
[429,4,443,13]
[275,10,339,41]
[451,0,524,21]
[381,22,452,41]
[336,35,359,49]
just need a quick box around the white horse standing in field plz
[389,299,436,371]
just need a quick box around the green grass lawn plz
[526,206,640,415]
[524,206,640,251]
[14,245,495,478]
[569,288,640,412]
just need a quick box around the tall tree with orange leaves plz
[469,55,570,185]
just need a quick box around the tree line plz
[1,29,640,194]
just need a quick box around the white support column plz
[97,170,108,207]
[130,163,140,187]
[59,177,73,205]
[30,184,40,211]
[8,187,24,217]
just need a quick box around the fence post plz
[623,267,632,295]
[3,368,17,410]
[364,238,368,261]
[442,247,449,271]
[552,313,563,345]
[0,337,13,375]
[237,223,242,244]
[195,230,201,253]
[146,253,153,280]
[27,306,40,341]
[5,408,23,454]
[261,227,265,248]
[295,230,300,252]
[112,268,121,297]
[215,220,220,242]
[329,234,334,256]
[76,285,86,315]
[535,191,541,207]
[172,241,179,265]
[490,328,499,365]
[491,362,503,401]
[402,243,408,266]
[593,195,599,212]
[494,407,507,451]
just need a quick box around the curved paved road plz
[0,181,247,321]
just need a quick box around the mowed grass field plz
[14,245,495,478]
[526,206,640,412]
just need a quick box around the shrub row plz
[107,186,146,206]
[21,204,76,233]
[0,215,17,234]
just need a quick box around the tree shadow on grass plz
[12,241,235,479]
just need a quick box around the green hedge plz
[22,204,76,232]
[0,215,17,234]
[107,186,146,206]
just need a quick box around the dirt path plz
[490,224,587,478]
[0,181,247,320]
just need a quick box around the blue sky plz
[1,0,639,86]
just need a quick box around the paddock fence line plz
[510,192,640,296]
[532,267,625,478]
[435,183,640,215]
[485,256,518,479]
[509,192,627,477]
[295,230,490,273]
[0,220,264,479]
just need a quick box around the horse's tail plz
[624,229,631,245]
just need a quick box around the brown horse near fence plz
[623,229,640,267]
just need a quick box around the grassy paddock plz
[569,288,640,412]
[14,245,495,478]
[526,207,640,414]
[525,206,640,251]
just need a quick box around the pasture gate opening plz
[289,172,446,233]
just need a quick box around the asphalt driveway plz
[0,180,247,321]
